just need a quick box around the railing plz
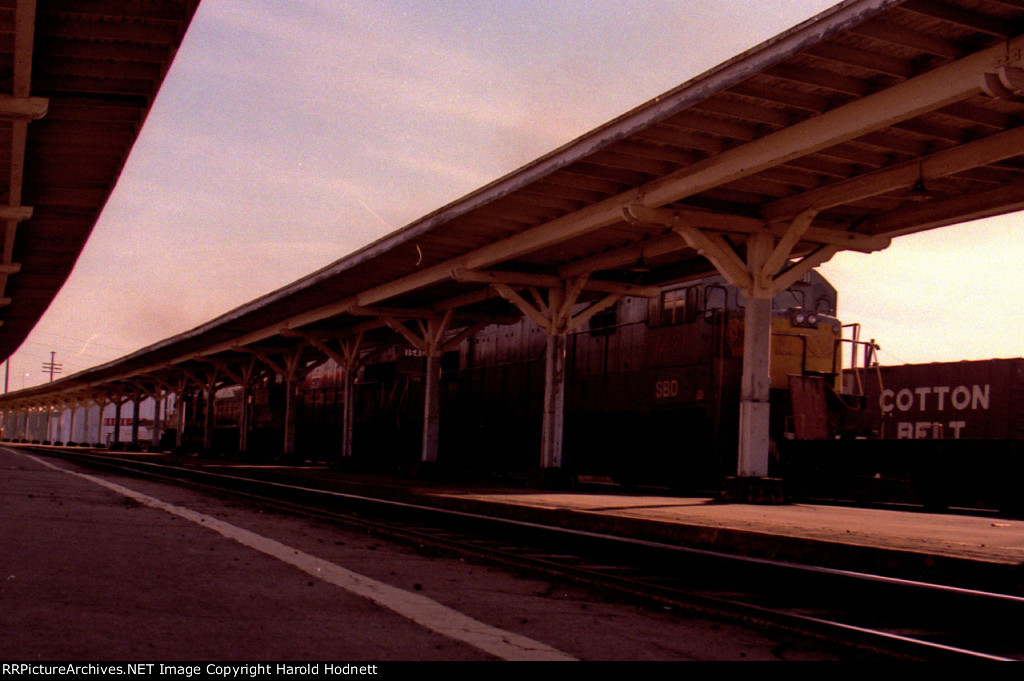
[835,323,882,398]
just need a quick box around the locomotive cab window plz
[659,286,699,326]
[588,302,619,337]
[704,285,727,314]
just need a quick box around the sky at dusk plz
[7,0,1024,390]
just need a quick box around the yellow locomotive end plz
[770,309,842,390]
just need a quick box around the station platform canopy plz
[0,1,199,363]
[3,0,1024,453]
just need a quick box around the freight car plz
[785,359,1024,512]
[867,359,1024,442]
[294,270,858,490]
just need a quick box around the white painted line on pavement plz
[25,452,577,662]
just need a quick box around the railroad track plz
[21,446,1024,661]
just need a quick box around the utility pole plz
[41,352,63,442]
[1,360,6,439]
[42,351,62,382]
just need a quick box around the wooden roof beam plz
[898,0,1016,39]
[0,95,48,120]
[861,175,1024,237]
[554,234,696,279]
[804,42,917,79]
[346,304,519,325]
[450,269,662,298]
[763,124,1024,221]
[659,111,760,141]
[728,81,833,115]
[635,35,1024,211]
[763,64,877,97]
[692,98,792,127]
[850,20,963,60]
[624,204,891,254]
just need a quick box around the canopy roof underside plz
[0,0,199,363]
[5,0,1024,405]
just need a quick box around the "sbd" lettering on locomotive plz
[654,379,679,399]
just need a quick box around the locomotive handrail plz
[835,325,883,400]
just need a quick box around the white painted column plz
[81,402,91,444]
[238,383,250,454]
[176,391,187,448]
[283,375,298,457]
[152,395,164,449]
[540,332,567,469]
[204,387,216,452]
[737,295,773,477]
[304,335,363,464]
[382,314,456,465]
[131,395,141,447]
[249,347,324,461]
[481,276,622,473]
[94,399,108,445]
[112,398,123,446]
[340,362,357,460]
[422,352,442,463]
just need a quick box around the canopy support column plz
[199,370,218,453]
[152,394,164,450]
[81,402,89,445]
[130,394,141,448]
[541,329,567,470]
[111,392,128,447]
[235,361,258,456]
[384,311,484,464]
[677,218,833,490]
[737,234,775,478]
[486,275,622,472]
[67,402,76,443]
[208,359,259,458]
[384,311,453,464]
[621,204,886,499]
[171,377,190,449]
[93,395,108,446]
[304,333,365,464]
[248,346,326,460]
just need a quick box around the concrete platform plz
[1,447,848,661]
[185,458,1024,595]
[427,488,1024,591]
[25,448,1024,595]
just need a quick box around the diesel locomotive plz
[290,270,861,489]
[201,268,1023,512]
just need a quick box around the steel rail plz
[21,446,1022,662]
